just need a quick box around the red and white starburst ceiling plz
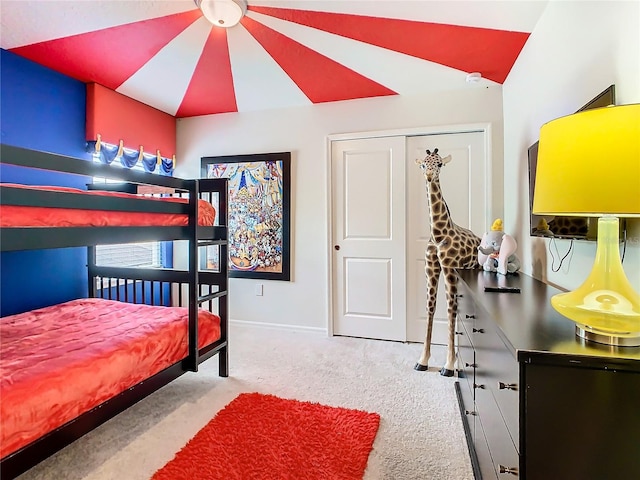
[0,1,546,118]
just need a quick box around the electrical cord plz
[549,237,573,273]
[621,221,627,263]
[548,220,627,272]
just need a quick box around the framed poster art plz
[201,152,291,281]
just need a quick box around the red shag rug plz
[151,392,380,480]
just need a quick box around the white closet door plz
[331,136,407,341]
[330,130,488,343]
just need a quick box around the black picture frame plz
[201,152,291,281]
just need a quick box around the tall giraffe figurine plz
[414,149,481,376]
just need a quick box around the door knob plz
[334,245,340,251]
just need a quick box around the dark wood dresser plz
[454,270,640,480]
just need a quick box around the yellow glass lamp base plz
[551,216,640,347]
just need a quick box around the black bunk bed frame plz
[0,144,229,479]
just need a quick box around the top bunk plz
[0,144,227,251]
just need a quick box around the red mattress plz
[0,298,221,458]
[0,184,216,227]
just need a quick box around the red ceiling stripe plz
[249,6,529,84]
[10,10,202,90]
[241,16,395,104]
[176,28,237,117]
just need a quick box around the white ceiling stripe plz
[246,10,497,97]
[249,0,547,32]
[117,17,212,116]
[0,0,195,48]
[227,24,311,113]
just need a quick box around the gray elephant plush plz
[478,219,521,275]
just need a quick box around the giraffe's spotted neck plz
[425,178,454,241]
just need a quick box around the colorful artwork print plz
[202,152,290,281]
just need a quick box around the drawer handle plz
[499,465,518,476]
[472,328,485,333]
[465,362,477,368]
[465,314,475,319]
[464,410,478,416]
[455,331,464,336]
[456,294,464,298]
[473,383,485,389]
[499,382,518,391]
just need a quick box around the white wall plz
[177,87,504,331]
[503,0,640,292]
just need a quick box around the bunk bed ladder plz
[185,179,200,372]
[210,178,229,377]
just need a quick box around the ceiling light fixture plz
[195,0,247,28]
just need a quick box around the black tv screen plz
[528,85,616,240]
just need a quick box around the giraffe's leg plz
[415,245,441,371]
[440,267,459,377]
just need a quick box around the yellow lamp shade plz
[533,104,640,218]
[533,104,640,346]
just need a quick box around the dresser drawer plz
[456,354,475,396]
[456,321,475,370]
[475,347,519,449]
[468,313,519,447]
[483,349,519,451]
[456,377,477,441]
[456,379,483,479]
[456,289,477,330]
[456,353,475,409]
[465,307,495,350]
[475,415,499,480]
[476,386,519,478]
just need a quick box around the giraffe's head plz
[415,148,452,183]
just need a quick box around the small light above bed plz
[195,0,247,28]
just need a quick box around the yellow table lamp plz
[533,104,640,346]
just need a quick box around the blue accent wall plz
[1,49,90,316]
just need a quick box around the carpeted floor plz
[16,324,473,480]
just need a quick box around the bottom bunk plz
[0,273,228,479]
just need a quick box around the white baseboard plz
[229,318,327,335]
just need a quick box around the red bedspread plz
[0,184,216,227]
[0,298,221,458]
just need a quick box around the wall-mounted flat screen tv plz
[528,85,616,240]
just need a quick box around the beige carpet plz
[16,324,473,480]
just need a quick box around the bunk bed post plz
[218,276,229,377]
[186,179,199,372]
[218,180,229,377]
[87,246,96,298]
